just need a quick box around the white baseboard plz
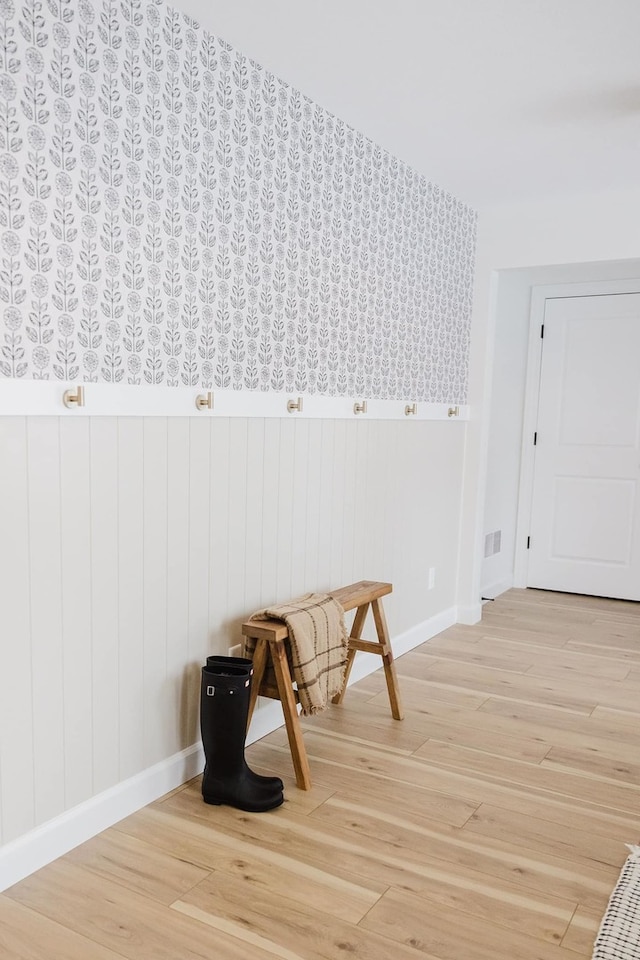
[480,576,514,601]
[455,602,483,625]
[0,605,458,893]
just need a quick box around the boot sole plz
[202,792,284,813]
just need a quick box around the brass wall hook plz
[447,405,460,418]
[404,403,417,416]
[287,396,303,413]
[195,391,213,411]
[63,385,85,409]
[353,400,367,415]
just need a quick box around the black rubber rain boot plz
[206,655,283,793]
[200,661,284,812]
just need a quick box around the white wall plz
[0,414,464,864]
[462,187,640,601]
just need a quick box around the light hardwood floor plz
[2,588,640,959]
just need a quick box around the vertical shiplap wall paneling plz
[405,423,428,629]
[26,418,65,825]
[258,419,281,608]
[329,420,348,589]
[367,419,391,631]
[290,419,310,599]
[391,422,409,626]
[186,419,213,744]
[0,413,470,856]
[362,419,379,577]
[381,419,402,630]
[351,419,370,579]
[244,419,266,615]
[142,419,169,768]
[117,420,145,781]
[226,419,249,629]
[59,419,93,810]
[340,421,358,586]
[275,419,296,604]
[303,419,323,592]
[427,422,466,615]
[0,419,34,844]
[89,419,120,795]
[355,419,370,578]
[166,419,191,755]
[316,419,336,588]
[207,418,230,656]
[380,422,395,579]
[399,422,425,630]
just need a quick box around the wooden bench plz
[241,580,404,790]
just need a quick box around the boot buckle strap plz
[205,680,249,696]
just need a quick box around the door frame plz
[513,277,640,588]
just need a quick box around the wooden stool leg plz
[371,598,404,720]
[332,602,370,704]
[270,638,312,790]
[246,638,268,732]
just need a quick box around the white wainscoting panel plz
[27,419,65,828]
[89,418,120,795]
[0,413,466,867]
[142,418,170,770]
[0,419,34,847]
[59,418,93,812]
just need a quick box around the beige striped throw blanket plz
[244,593,348,716]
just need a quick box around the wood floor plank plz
[561,904,603,954]
[360,886,585,960]
[413,740,640,814]
[5,859,275,960]
[383,685,639,766]
[362,671,490,709]
[479,696,640,738]
[454,786,640,846]
[307,792,618,911]
[590,704,640,726]
[175,869,427,960]
[481,607,597,632]
[252,731,639,845]
[295,701,552,762]
[0,894,126,960]
[479,622,576,648]
[307,802,581,943]
[416,659,602,714]
[542,745,640,786]
[249,739,482,828]
[565,625,640,650]
[402,646,535,677]
[463,803,630,869]
[524,657,631,683]
[495,589,638,617]
[114,802,383,924]
[64,827,210,905]
[420,636,539,673]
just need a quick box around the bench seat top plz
[241,580,392,640]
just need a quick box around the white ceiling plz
[178,0,640,208]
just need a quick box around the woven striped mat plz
[593,846,640,959]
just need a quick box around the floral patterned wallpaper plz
[0,0,477,402]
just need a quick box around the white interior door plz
[528,292,640,600]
